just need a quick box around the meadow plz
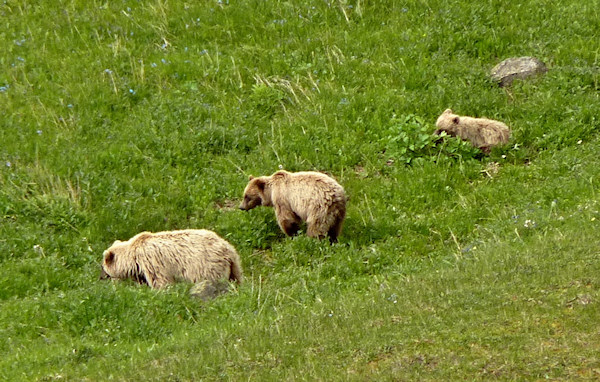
[1,0,599,380]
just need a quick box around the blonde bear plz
[239,170,347,243]
[434,108,511,153]
[100,229,242,289]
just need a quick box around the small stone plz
[190,280,231,301]
[490,57,547,87]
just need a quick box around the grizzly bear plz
[434,109,511,153]
[239,170,347,243]
[100,229,242,289]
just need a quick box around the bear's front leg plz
[275,206,301,236]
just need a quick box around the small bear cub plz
[434,108,511,153]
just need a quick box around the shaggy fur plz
[100,229,242,289]
[434,109,511,153]
[239,170,347,243]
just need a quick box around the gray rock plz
[190,280,232,301]
[490,57,547,86]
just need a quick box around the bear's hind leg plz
[327,208,346,243]
[327,226,340,243]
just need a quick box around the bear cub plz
[239,170,347,243]
[434,108,511,153]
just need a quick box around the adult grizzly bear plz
[100,229,242,289]
[434,109,511,153]
[239,170,347,243]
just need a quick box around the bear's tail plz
[229,255,243,284]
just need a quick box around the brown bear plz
[239,170,347,243]
[434,108,511,153]
[100,229,242,289]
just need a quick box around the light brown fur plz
[239,170,347,243]
[100,229,242,289]
[434,109,511,153]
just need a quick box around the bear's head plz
[434,108,460,136]
[239,175,271,210]
[100,239,147,285]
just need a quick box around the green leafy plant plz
[376,114,482,166]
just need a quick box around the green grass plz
[1,0,600,380]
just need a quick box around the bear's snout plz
[99,267,111,280]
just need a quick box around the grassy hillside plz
[1,0,599,380]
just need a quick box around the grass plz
[1,0,600,380]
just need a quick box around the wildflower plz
[524,219,536,228]
[67,104,73,108]
[462,244,474,253]
[151,62,157,68]
[37,130,42,135]
[129,88,136,95]
[0,85,8,92]
[104,68,113,74]
[5,161,11,167]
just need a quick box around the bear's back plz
[270,171,345,217]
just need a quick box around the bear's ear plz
[248,175,255,181]
[444,108,453,114]
[452,116,460,124]
[105,251,115,265]
[254,177,266,191]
